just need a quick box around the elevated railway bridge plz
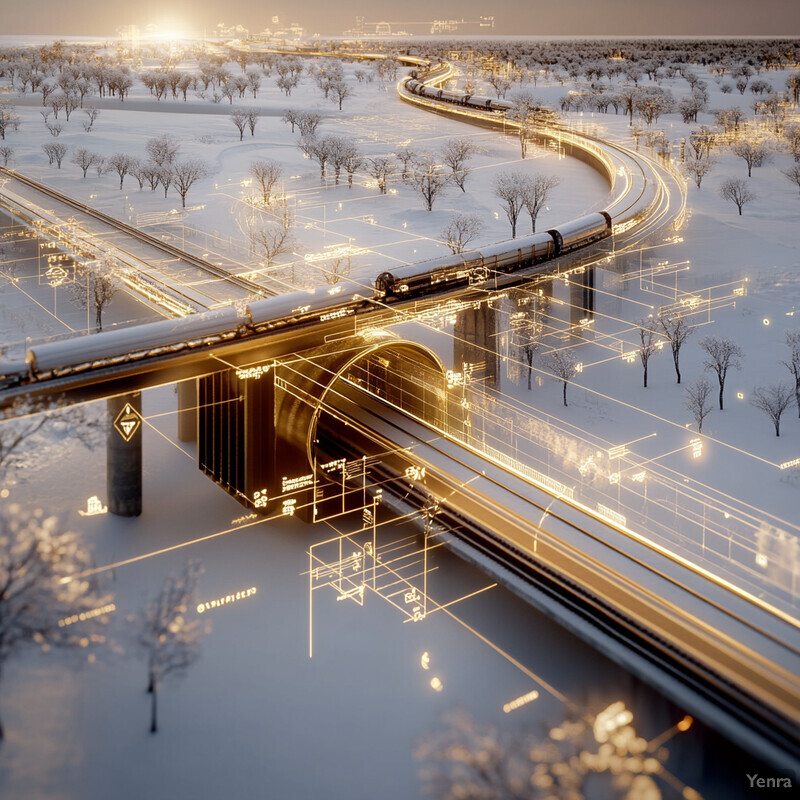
[2,53,797,775]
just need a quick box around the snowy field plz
[1,36,799,798]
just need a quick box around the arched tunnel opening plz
[273,331,450,518]
[197,330,453,517]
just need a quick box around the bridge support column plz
[198,370,276,511]
[177,379,197,443]
[107,392,142,517]
[570,268,595,326]
[453,303,499,390]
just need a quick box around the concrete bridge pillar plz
[107,392,143,517]
[569,267,595,326]
[177,379,197,443]
[453,302,499,390]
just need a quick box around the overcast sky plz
[2,0,798,37]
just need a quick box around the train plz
[0,210,614,387]
[375,211,612,299]
[403,77,559,126]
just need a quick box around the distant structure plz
[343,15,494,38]
[116,24,140,51]
[254,20,305,41]
[214,22,250,39]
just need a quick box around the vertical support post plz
[570,268,595,326]
[454,302,499,390]
[177,379,197,443]
[584,267,595,319]
[107,392,142,517]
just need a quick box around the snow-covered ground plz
[1,37,799,798]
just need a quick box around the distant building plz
[116,25,140,51]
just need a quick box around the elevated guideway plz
[0,166,270,316]
[397,63,686,258]
[317,376,800,774]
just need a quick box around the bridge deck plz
[319,378,800,773]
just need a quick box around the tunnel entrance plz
[197,330,449,517]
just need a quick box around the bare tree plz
[172,159,211,208]
[281,108,299,133]
[782,164,800,195]
[782,330,800,418]
[410,157,451,211]
[368,156,394,194]
[440,137,481,191]
[732,138,771,177]
[318,254,351,285]
[494,171,525,238]
[82,105,100,132]
[326,136,354,185]
[394,147,416,181]
[751,383,795,436]
[685,377,714,433]
[229,107,248,141]
[250,159,283,205]
[139,162,162,191]
[245,109,259,137]
[47,94,64,119]
[42,142,67,168]
[683,152,715,188]
[46,121,63,138]
[636,319,661,388]
[133,563,207,733]
[69,258,119,331]
[0,400,104,482]
[62,92,79,122]
[521,173,560,234]
[507,91,547,158]
[510,291,543,391]
[718,177,756,215]
[330,80,352,110]
[296,111,322,138]
[634,86,674,127]
[246,71,261,98]
[700,336,744,410]
[544,348,578,407]
[71,147,100,178]
[108,153,135,190]
[0,145,12,167]
[145,133,179,168]
[276,73,299,96]
[249,208,295,267]
[657,313,693,384]
[341,144,363,187]
[308,136,334,180]
[221,80,237,104]
[441,213,483,254]
[0,504,112,739]
[417,706,661,800]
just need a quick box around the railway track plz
[315,377,800,772]
[0,166,272,311]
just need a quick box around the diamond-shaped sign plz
[46,265,69,287]
[113,403,142,442]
